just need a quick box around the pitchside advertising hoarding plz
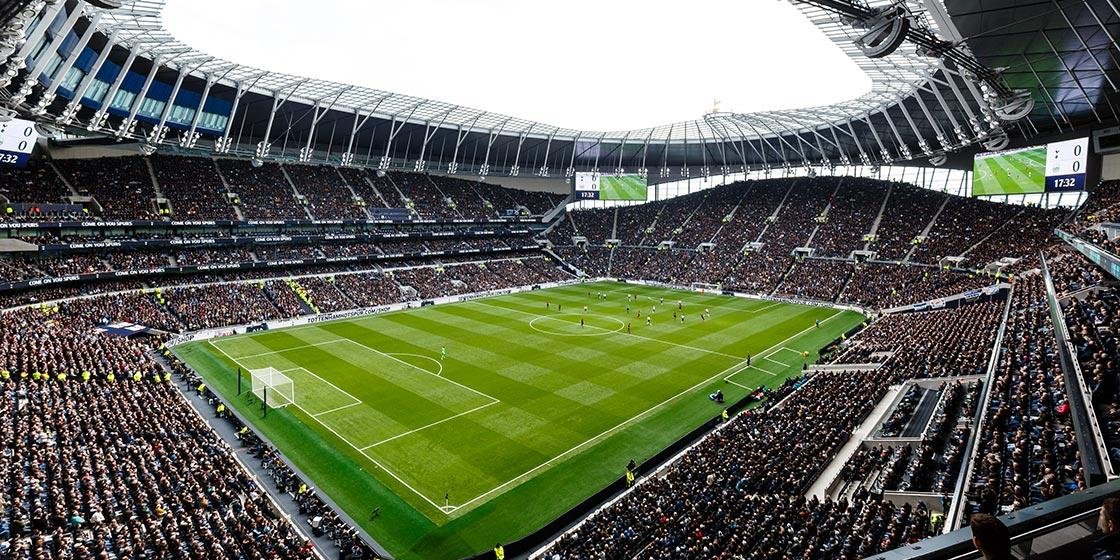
[972,137,1088,196]
[0,118,39,168]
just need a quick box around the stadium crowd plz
[4,159,1120,560]
[543,367,935,559]
[1064,286,1120,466]
[968,275,1083,516]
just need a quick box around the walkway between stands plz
[804,382,903,499]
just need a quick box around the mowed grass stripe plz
[375,304,735,419]
[179,281,866,559]
[476,289,832,360]
[466,297,747,360]
[999,151,1045,191]
[314,302,738,503]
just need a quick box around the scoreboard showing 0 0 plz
[1044,137,1088,192]
[0,118,40,168]
[972,136,1089,196]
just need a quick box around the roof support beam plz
[215,75,263,153]
[257,81,306,159]
[37,12,102,114]
[844,120,868,165]
[939,64,983,139]
[182,69,228,149]
[709,118,748,173]
[861,115,891,163]
[879,108,911,161]
[88,48,138,132]
[537,129,557,177]
[478,117,512,178]
[116,55,163,139]
[614,131,632,175]
[340,94,390,166]
[148,63,192,147]
[565,132,584,177]
[58,26,120,125]
[589,132,609,173]
[15,4,85,108]
[895,98,929,155]
[447,113,483,175]
[638,129,655,175]
[729,119,770,170]
[300,86,351,162]
[509,123,535,176]
[379,101,423,170]
[909,93,946,151]
[0,0,65,90]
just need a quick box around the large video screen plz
[972,137,1087,196]
[574,172,648,201]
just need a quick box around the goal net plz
[250,367,295,408]
[691,282,721,293]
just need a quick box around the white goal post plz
[690,282,722,293]
[250,367,295,408]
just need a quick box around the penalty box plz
[216,337,499,450]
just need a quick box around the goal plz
[250,367,295,408]
[691,282,721,293]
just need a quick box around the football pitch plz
[599,174,648,200]
[174,281,864,559]
[972,146,1046,196]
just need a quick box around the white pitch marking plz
[469,299,746,361]
[360,401,500,450]
[205,340,454,513]
[312,402,362,417]
[723,377,755,390]
[451,309,846,512]
[527,313,626,337]
[763,357,792,368]
[338,338,499,404]
[213,338,349,360]
[749,302,783,314]
[386,352,444,377]
[203,291,852,517]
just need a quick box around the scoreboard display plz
[972,136,1089,196]
[574,172,601,199]
[0,118,40,168]
[1044,137,1088,192]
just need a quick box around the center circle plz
[528,313,626,336]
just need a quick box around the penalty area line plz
[205,341,454,514]
[450,309,844,513]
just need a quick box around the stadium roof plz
[3,0,1115,176]
[94,0,941,142]
[161,0,876,133]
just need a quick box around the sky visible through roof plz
[162,0,873,131]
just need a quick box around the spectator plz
[969,514,1012,560]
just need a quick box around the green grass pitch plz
[174,281,865,559]
[599,175,648,200]
[972,146,1047,196]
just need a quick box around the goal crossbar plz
[690,282,722,292]
[250,367,295,408]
